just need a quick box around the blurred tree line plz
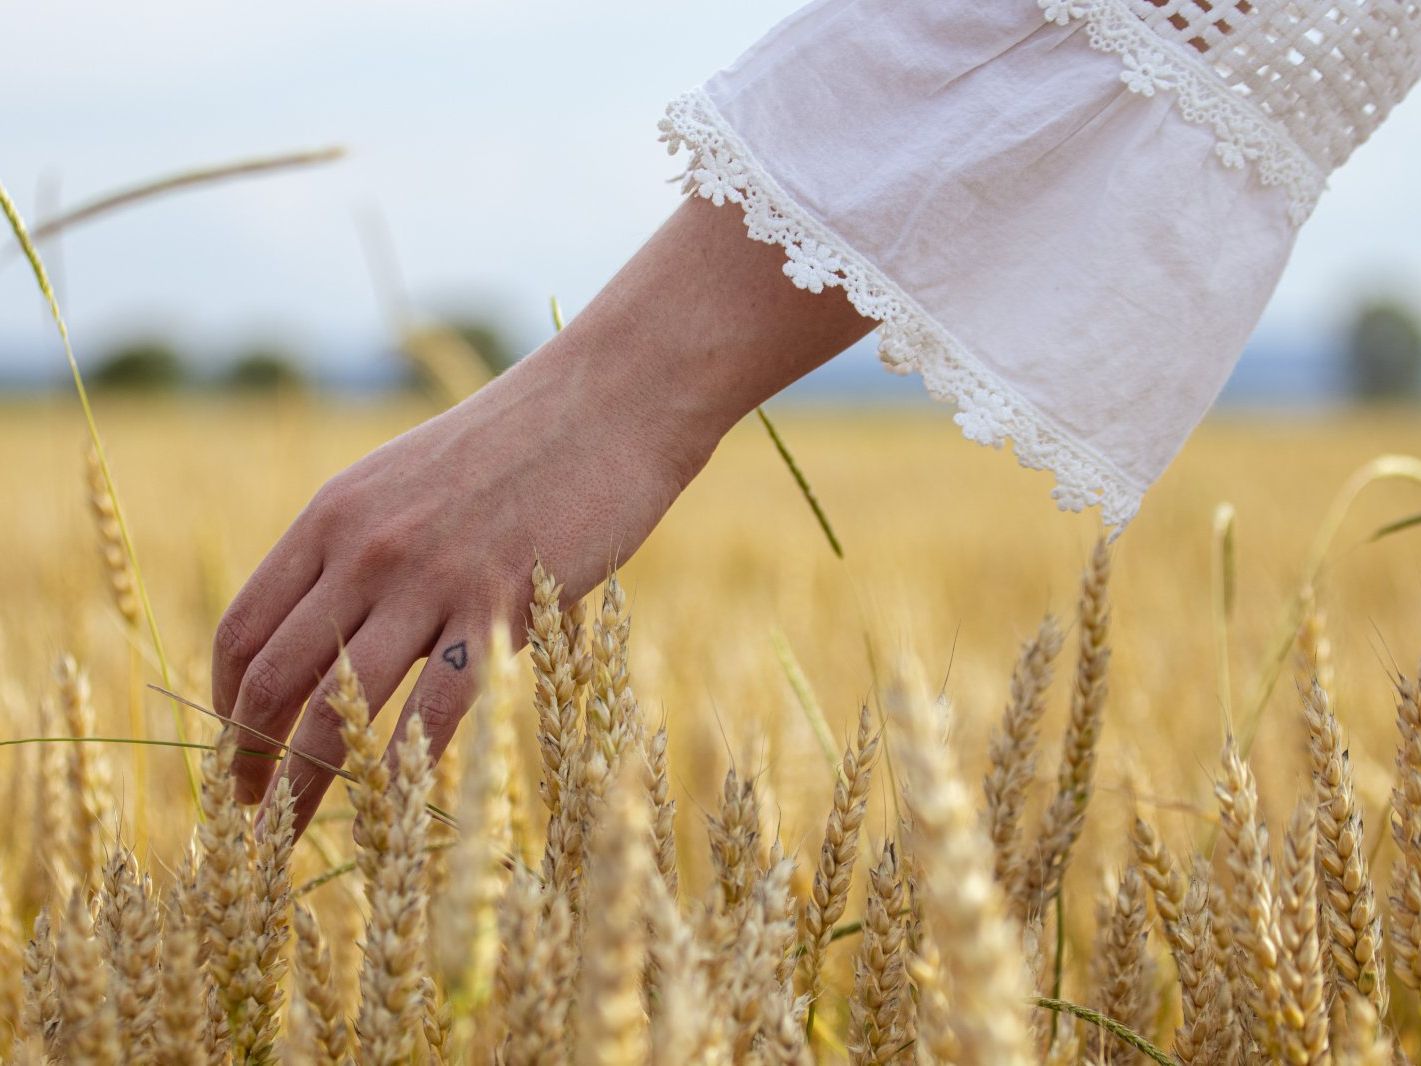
[89,320,514,394]
[1347,298,1421,400]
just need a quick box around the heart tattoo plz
[441,641,469,671]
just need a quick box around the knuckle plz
[214,610,259,665]
[300,695,348,743]
[410,684,467,738]
[238,656,289,722]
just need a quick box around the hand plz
[211,340,708,834]
[210,196,873,836]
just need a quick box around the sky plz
[2,0,1419,389]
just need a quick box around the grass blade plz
[757,406,843,559]
[0,178,200,809]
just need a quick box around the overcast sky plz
[2,0,1419,382]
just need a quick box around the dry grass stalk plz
[21,908,60,1058]
[848,840,910,1066]
[495,870,576,1064]
[984,613,1064,914]
[801,704,881,1007]
[1088,863,1158,1061]
[153,887,206,1066]
[96,846,160,1057]
[55,653,108,891]
[890,673,1035,1066]
[1304,680,1387,1012]
[291,903,351,1065]
[1025,539,1112,917]
[1278,800,1330,1066]
[1389,664,1421,992]
[55,889,120,1064]
[575,768,654,1066]
[1216,737,1286,1059]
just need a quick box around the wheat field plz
[4,397,1421,1063]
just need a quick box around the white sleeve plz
[657,0,1330,530]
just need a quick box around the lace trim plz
[659,88,1147,531]
[1040,0,1329,225]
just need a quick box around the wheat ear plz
[709,768,763,916]
[495,871,576,1064]
[890,673,1035,1066]
[801,704,881,1008]
[985,613,1064,914]
[152,886,206,1066]
[1025,539,1112,917]
[1304,680,1387,1012]
[241,775,296,1062]
[1088,863,1158,1060]
[55,889,120,1064]
[576,767,654,1066]
[196,725,259,1050]
[291,903,351,1065]
[848,840,910,1066]
[1389,664,1421,992]
[1215,737,1286,1059]
[643,722,679,898]
[96,846,160,1057]
[1278,799,1330,1066]
[21,908,60,1058]
[55,654,107,891]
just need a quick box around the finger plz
[384,620,486,774]
[228,577,369,803]
[212,534,322,719]
[275,611,438,839]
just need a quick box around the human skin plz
[212,194,875,835]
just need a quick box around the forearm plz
[534,195,875,470]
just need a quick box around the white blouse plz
[658,0,1421,530]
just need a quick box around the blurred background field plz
[4,397,1421,931]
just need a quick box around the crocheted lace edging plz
[658,88,1147,530]
[1040,0,1328,225]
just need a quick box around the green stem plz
[1032,997,1174,1066]
[756,407,843,559]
